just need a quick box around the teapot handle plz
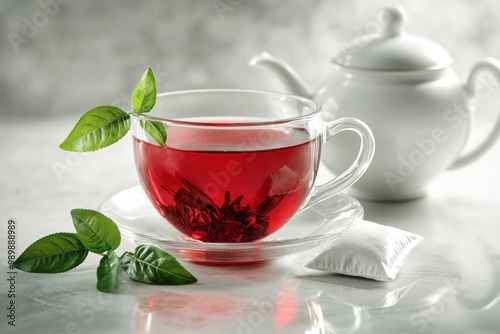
[450,58,500,169]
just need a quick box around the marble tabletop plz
[1,116,500,334]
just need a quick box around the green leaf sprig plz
[13,209,197,293]
[59,68,167,151]
[33,68,191,293]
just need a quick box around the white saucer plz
[98,186,363,265]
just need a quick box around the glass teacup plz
[132,90,374,243]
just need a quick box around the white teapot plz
[250,5,500,201]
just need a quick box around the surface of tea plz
[134,119,320,242]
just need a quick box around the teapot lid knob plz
[382,5,407,38]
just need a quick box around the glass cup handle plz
[299,117,375,212]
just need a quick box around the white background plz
[1,0,500,118]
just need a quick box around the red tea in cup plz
[134,123,320,242]
[132,90,374,243]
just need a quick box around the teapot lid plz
[333,5,452,71]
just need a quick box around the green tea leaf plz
[96,251,121,293]
[126,245,197,285]
[14,233,88,274]
[131,68,157,114]
[71,209,121,254]
[119,251,134,271]
[59,105,131,152]
[140,120,167,147]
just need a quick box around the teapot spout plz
[249,52,313,98]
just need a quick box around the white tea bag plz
[306,219,423,281]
